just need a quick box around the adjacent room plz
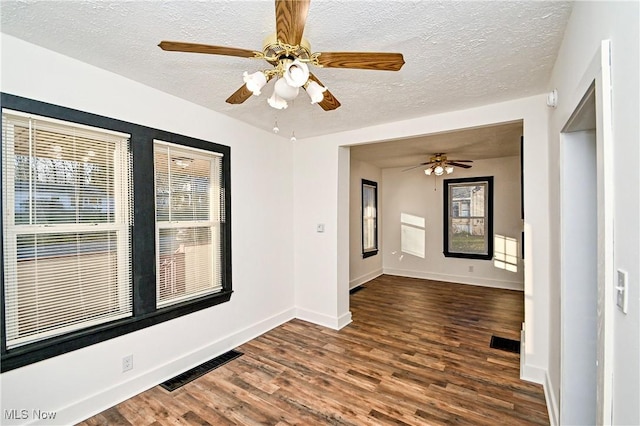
[349,121,525,292]
[1,1,638,425]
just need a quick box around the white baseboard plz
[520,362,546,384]
[336,311,352,329]
[295,307,351,330]
[544,370,559,426]
[383,268,524,291]
[61,308,296,426]
[349,269,383,289]
[520,360,556,426]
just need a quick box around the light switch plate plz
[616,269,628,314]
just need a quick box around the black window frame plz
[361,179,378,258]
[0,93,232,372]
[443,176,494,260]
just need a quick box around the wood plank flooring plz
[79,275,549,425]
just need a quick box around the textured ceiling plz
[350,120,523,169]
[1,0,572,145]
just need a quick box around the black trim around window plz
[0,93,232,372]
[443,176,494,260]
[361,179,378,258]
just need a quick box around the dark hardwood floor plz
[79,275,549,425]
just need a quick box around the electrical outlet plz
[122,355,133,372]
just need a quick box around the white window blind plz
[154,141,223,308]
[2,110,132,349]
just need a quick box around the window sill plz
[443,251,492,260]
[363,250,378,259]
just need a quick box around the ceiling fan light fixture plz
[267,91,288,109]
[306,80,327,104]
[274,78,299,101]
[243,71,267,96]
[411,153,472,177]
[160,0,406,113]
[283,59,310,88]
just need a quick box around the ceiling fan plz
[158,0,405,111]
[404,153,473,176]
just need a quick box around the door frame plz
[560,39,615,425]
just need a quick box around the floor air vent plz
[490,336,520,354]
[160,349,243,392]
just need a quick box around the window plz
[154,141,223,307]
[443,176,494,259]
[1,93,232,372]
[362,179,378,258]
[2,110,132,349]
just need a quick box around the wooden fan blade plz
[449,159,473,162]
[316,52,405,71]
[225,84,253,104]
[275,0,310,46]
[402,162,432,172]
[315,89,341,111]
[226,74,273,104]
[226,75,273,104]
[448,162,473,168]
[307,73,341,111]
[159,41,259,58]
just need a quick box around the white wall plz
[294,95,551,384]
[293,138,345,328]
[382,156,524,290]
[546,2,640,424]
[349,158,383,288]
[0,34,295,425]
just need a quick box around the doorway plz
[559,40,615,425]
[560,84,597,425]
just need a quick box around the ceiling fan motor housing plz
[262,33,311,65]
